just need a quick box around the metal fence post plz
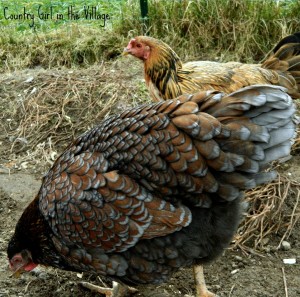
[139,0,149,35]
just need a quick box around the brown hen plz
[8,85,297,297]
[124,33,300,101]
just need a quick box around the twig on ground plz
[282,267,288,297]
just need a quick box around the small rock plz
[24,76,34,83]
[30,87,37,94]
[261,238,269,245]
[231,269,239,275]
[235,256,243,262]
[37,272,49,280]
[281,241,291,251]
[20,162,28,169]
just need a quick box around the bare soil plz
[0,63,299,297]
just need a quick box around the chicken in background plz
[7,85,297,297]
[123,33,300,101]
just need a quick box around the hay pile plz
[235,173,300,252]
[0,61,299,251]
[0,59,148,170]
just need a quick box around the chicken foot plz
[193,265,217,297]
[80,280,138,297]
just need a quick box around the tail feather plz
[169,85,296,203]
[262,32,300,98]
[272,32,300,54]
[261,143,293,166]
[205,85,296,187]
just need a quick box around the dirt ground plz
[0,63,299,297]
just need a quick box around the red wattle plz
[24,262,38,271]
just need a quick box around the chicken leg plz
[193,265,216,297]
[80,280,137,297]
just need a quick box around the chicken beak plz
[11,269,22,278]
[122,47,130,56]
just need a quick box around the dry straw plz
[234,173,300,252]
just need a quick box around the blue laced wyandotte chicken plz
[7,84,297,297]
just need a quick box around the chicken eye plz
[136,44,142,48]
[13,257,22,264]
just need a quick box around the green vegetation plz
[0,0,299,71]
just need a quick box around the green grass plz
[0,0,299,71]
[129,0,300,61]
